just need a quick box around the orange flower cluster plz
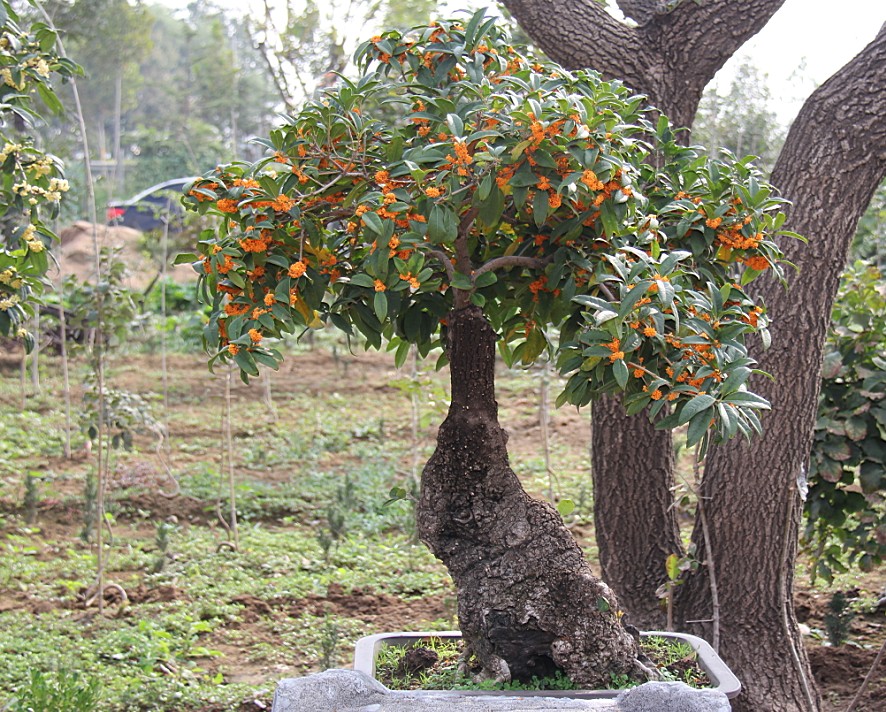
[446,139,473,177]
[743,255,770,271]
[400,272,421,289]
[604,338,624,362]
[716,225,761,251]
[528,275,547,301]
[239,229,273,253]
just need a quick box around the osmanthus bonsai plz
[182,12,791,688]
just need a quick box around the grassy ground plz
[0,331,882,710]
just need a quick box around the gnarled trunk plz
[417,305,640,687]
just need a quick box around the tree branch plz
[424,248,455,282]
[501,0,787,128]
[500,0,645,86]
[473,254,552,281]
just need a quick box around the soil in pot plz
[375,635,711,692]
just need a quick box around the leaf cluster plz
[0,0,80,346]
[803,260,886,582]
[183,10,793,446]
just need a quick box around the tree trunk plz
[591,396,680,630]
[675,25,886,712]
[417,305,641,687]
[502,0,787,615]
[500,0,785,129]
[500,4,885,710]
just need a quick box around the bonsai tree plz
[184,11,790,687]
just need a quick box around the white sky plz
[185,0,885,124]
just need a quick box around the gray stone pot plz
[352,629,741,700]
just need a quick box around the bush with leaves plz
[181,12,792,685]
[804,260,886,582]
[184,14,790,450]
[0,0,79,347]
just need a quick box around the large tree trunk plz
[500,3,885,710]
[675,25,886,712]
[501,0,785,128]
[504,0,785,628]
[417,305,641,687]
[591,397,679,630]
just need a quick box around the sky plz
[183,0,885,124]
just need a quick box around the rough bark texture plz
[500,0,786,128]
[504,0,787,613]
[417,306,641,687]
[501,2,886,709]
[674,26,886,712]
[591,397,679,629]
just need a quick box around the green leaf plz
[665,553,681,582]
[474,271,497,288]
[596,597,611,613]
[428,204,458,243]
[362,211,384,235]
[613,358,628,390]
[233,349,259,377]
[686,409,712,447]
[349,273,376,288]
[844,417,867,442]
[373,290,388,322]
[557,499,575,517]
[859,461,883,494]
[451,272,472,290]
[677,394,716,426]
[174,253,200,265]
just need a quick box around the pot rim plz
[352,629,741,699]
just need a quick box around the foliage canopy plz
[0,0,79,347]
[185,11,794,449]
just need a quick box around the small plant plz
[656,549,700,630]
[804,260,886,583]
[80,471,98,543]
[151,521,175,573]
[318,613,341,670]
[823,591,855,646]
[5,668,102,712]
[22,473,39,526]
[376,635,708,692]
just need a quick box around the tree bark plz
[591,397,679,629]
[500,0,785,128]
[417,305,642,687]
[675,25,886,712]
[504,0,784,633]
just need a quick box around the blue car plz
[106,177,197,232]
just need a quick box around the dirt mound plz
[55,220,198,291]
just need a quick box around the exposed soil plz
[1,346,883,710]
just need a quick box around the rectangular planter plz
[353,630,741,700]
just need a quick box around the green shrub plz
[804,260,886,581]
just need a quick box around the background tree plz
[45,0,153,198]
[499,1,886,710]
[692,59,784,171]
[251,0,437,110]
[183,13,789,687]
[0,0,78,344]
